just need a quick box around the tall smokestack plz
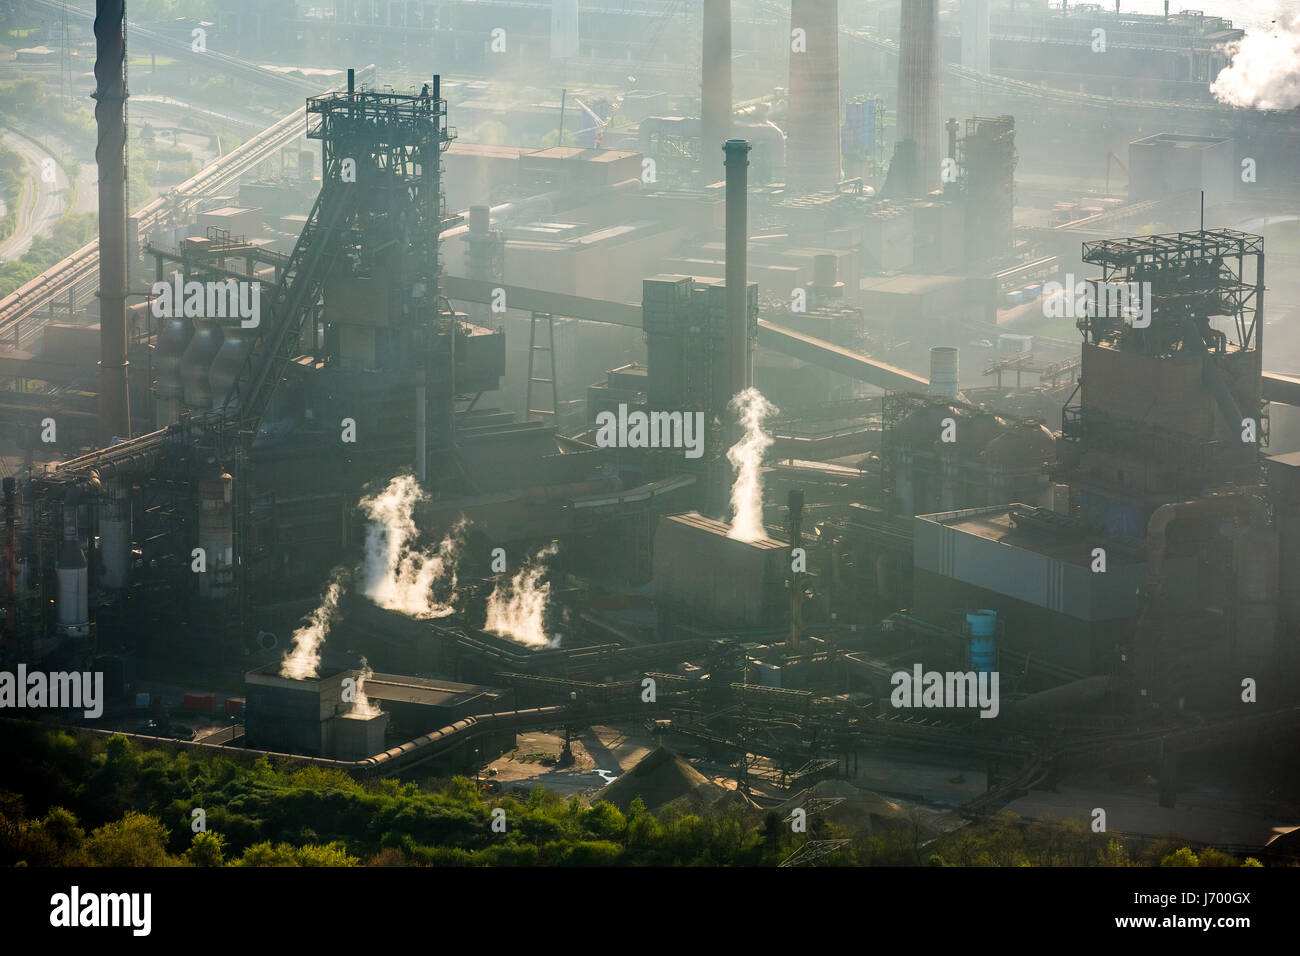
[896,0,941,197]
[787,0,841,191]
[788,488,804,654]
[702,0,732,156]
[94,0,130,445]
[724,139,752,405]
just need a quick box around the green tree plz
[186,831,228,867]
[1161,847,1199,867]
[84,812,179,867]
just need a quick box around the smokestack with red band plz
[94,0,131,444]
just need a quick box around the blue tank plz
[966,610,997,674]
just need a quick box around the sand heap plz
[592,746,725,813]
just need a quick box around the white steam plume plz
[350,656,381,717]
[484,543,560,649]
[360,475,465,618]
[1211,15,1300,110]
[726,388,778,543]
[280,570,346,679]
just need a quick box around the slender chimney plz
[724,139,752,406]
[94,0,130,445]
[702,0,732,155]
[788,488,804,654]
[787,0,841,191]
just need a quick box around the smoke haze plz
[1211,13,1300,109]
[280,570,346,679]
[484,542,559,648]
[360,476,465,618]
[726,388,778,543]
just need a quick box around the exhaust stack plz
[724,139,753,407]
[94,0,131,444]
[786,0,841,191]
[895,0,941,197]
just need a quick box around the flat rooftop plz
[364,672,502,709]
[918,505,1142,568]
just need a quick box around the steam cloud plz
[280,570,346,679]
[350,656,381,717]
[360,475,465,618]
[1211,15,1300,110]
[726,388,779,543]
[484,543,560,648]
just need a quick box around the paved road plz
[0,127,71,262]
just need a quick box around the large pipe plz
[3,477,15,653]
[724,138,752,406]
[99,478,130,589]
[57,491,89,638]
[94,0,131,444]
[702,0,732,157]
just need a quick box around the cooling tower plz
[786,0,841,191]
[897,0,941,196]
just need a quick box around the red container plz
[224,696,246,717]
[183,692,217,712]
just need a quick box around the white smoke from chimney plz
[359,476,464,618]
[484,543,559,648]
[1211,15,1300,110]
[726,387,778,543]
[280,570,346,679]
[351,656,381,717]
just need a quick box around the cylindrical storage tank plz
[198,473,233,600]
[813,254,837,289]
[966,609,997,673]
[928,346,959,398]
[99,479,130,589]
[208,325,252,411]
[57,500,89,637]
[155,313,192,401]
[469,204,490,236]
[180,318,224,409]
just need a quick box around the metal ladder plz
[525,311,559,423]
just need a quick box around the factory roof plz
[447,142,527,160]
[860,274,970,295]
[1130,132,1233,149]
[363,673,500,709]
[526,146,640,164]
[917,504,1141,568]
[662,511,787,550]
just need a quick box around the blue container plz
[966,610,997,674]
[135,692,150,710]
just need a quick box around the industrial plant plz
[1,0,1299,874]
